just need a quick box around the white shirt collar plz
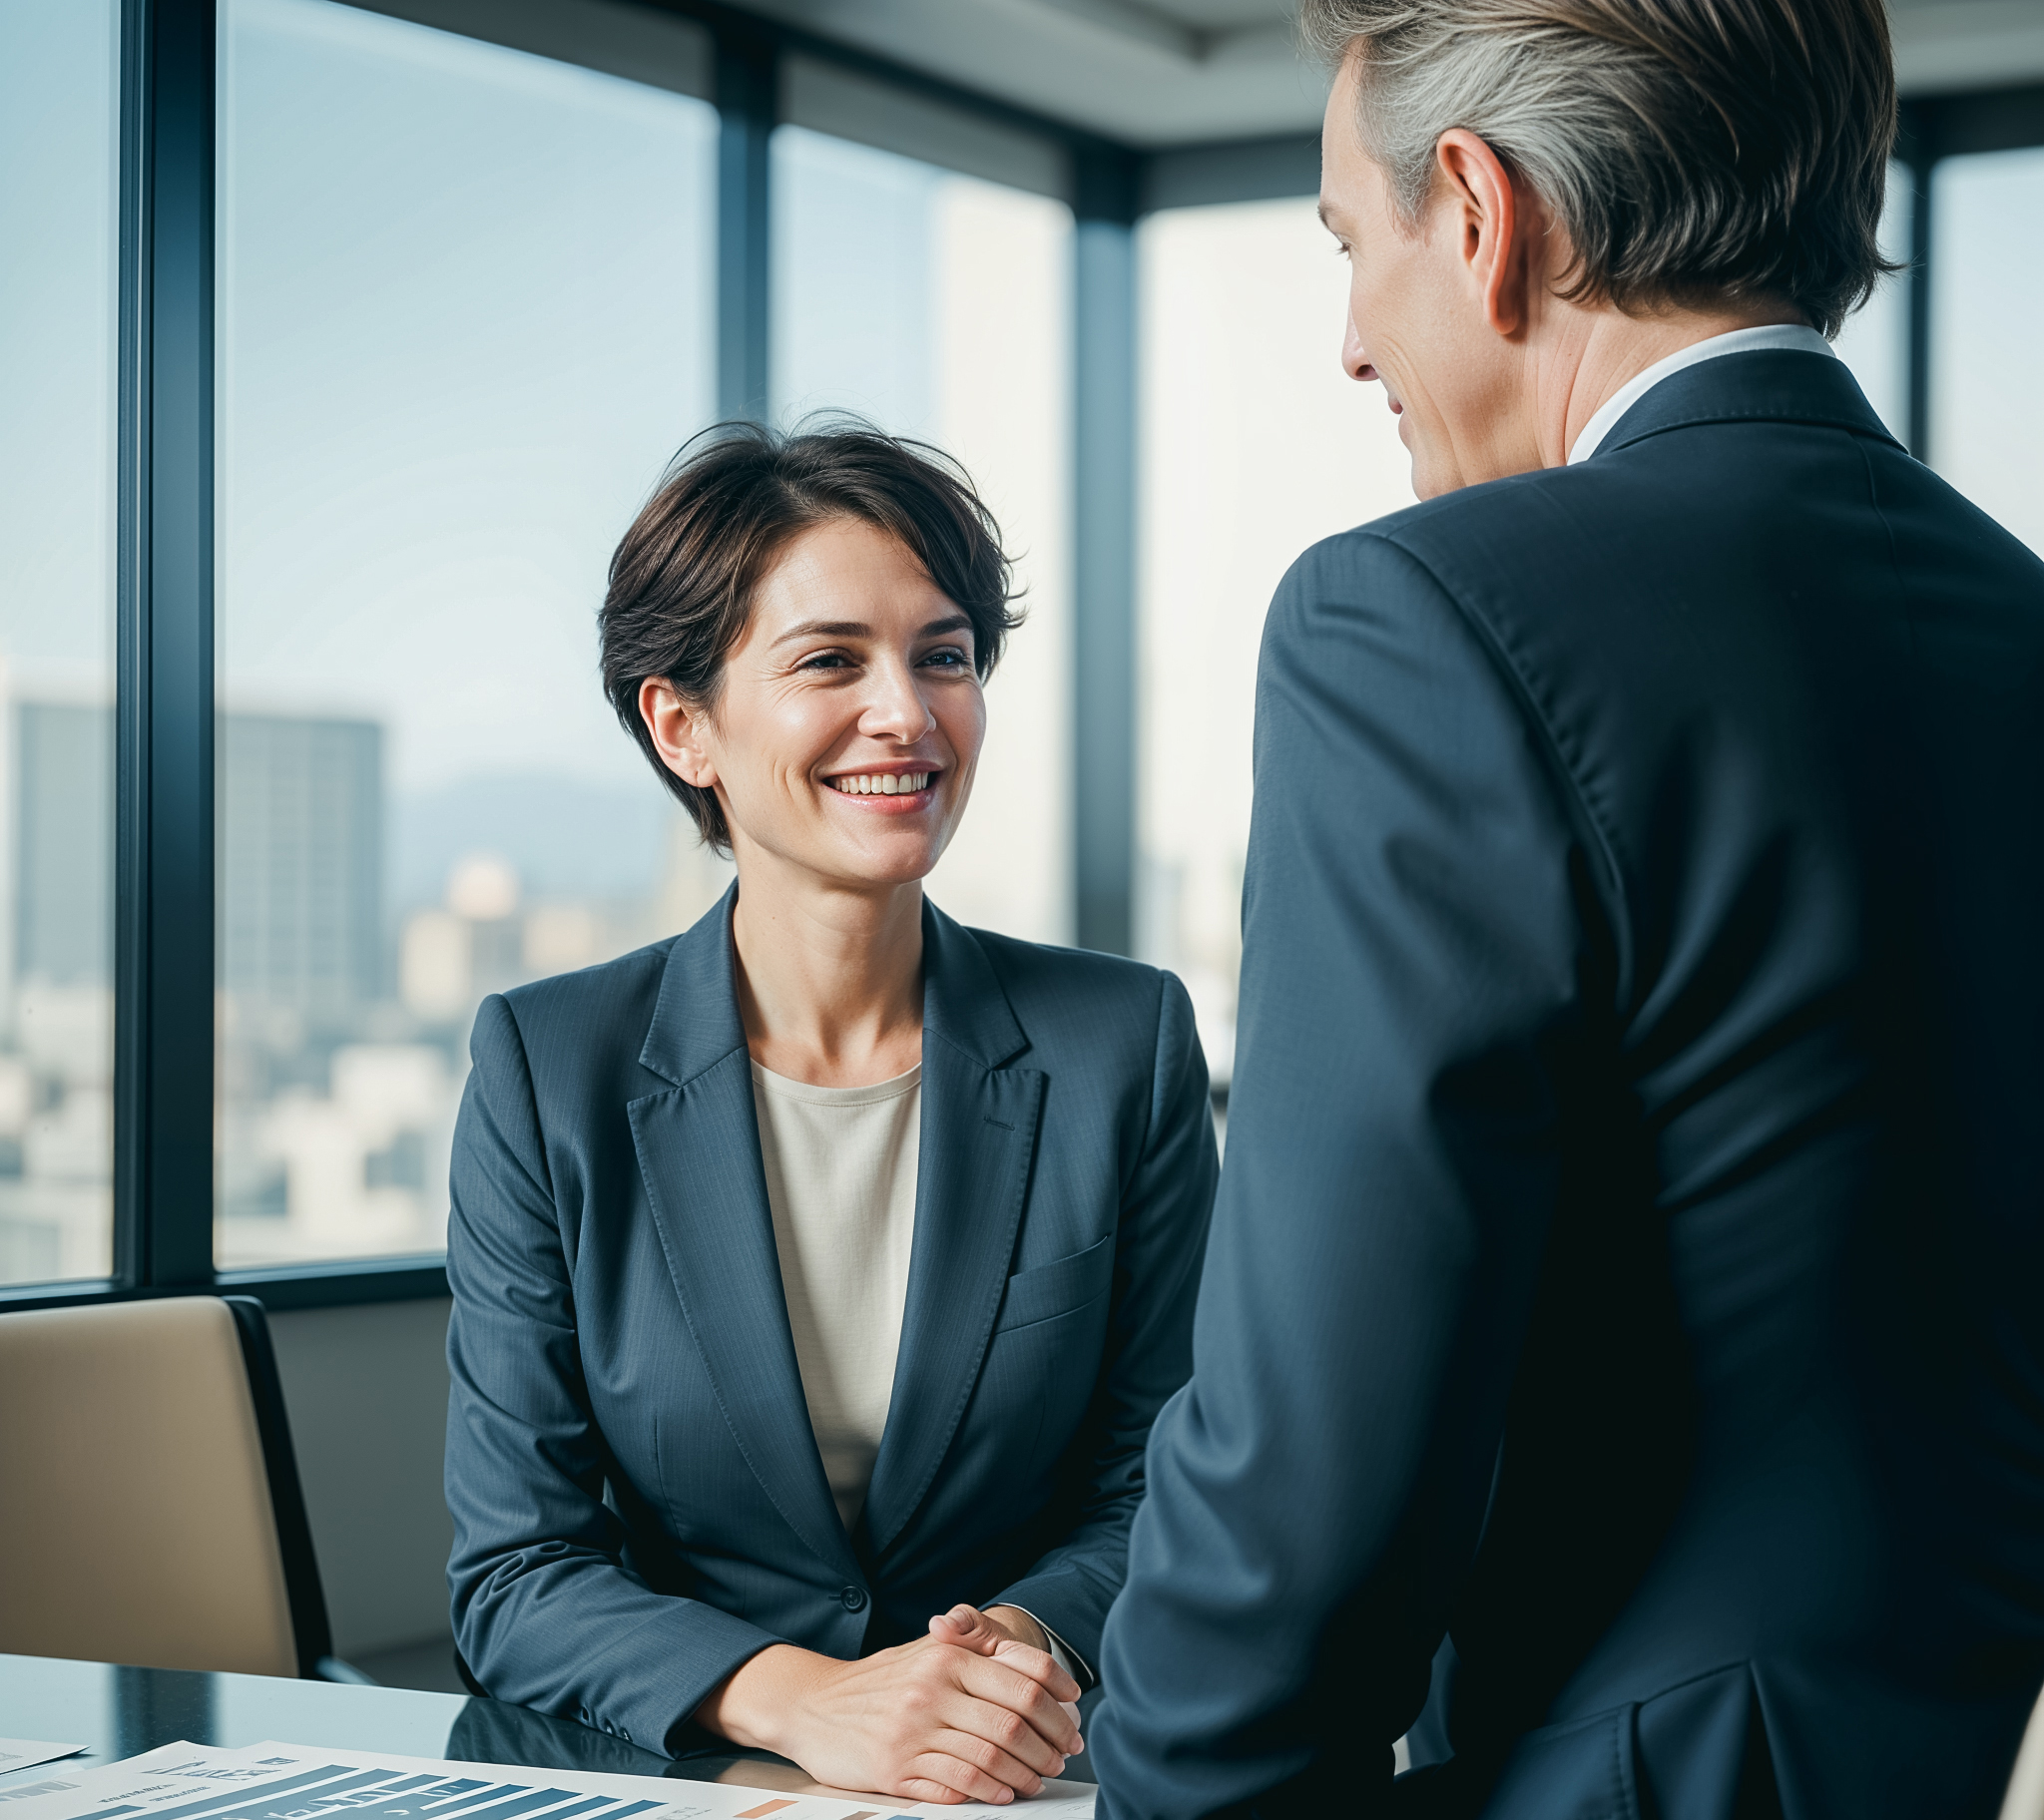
[1566,323,1836,465]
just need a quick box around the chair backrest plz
[0,1294,332,1677]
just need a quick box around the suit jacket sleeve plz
[1089,532,1593,1815]
[445,993,781,1751]
[991,970,1220,1677]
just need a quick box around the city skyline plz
[0,679,733,1287]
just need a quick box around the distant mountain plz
[391,771,680,910]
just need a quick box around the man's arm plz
[1089,531,1596,1817]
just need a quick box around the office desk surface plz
[0,1653,766,1792]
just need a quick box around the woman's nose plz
[858,660,936,741]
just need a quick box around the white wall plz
[267,1296,454,1659]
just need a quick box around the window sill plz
[0,1254,448,1316]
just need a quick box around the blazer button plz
[841,1585,868,1611]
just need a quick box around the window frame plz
[6,1,2040,1315]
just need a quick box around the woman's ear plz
[639,678,719,790]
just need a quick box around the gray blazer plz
[445,889,1217,1754]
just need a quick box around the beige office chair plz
[0,1294,358,1680]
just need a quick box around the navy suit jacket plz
[445,891,1217,1753]
[1090,352,2044,1819]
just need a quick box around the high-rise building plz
[15,700,113,991]
[2,697,117,1284]
[7,702,385,1020]
[219,712,383,1023]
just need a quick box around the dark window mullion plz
[1073,145,1139,956]
[715,22,773,422]
[113,0,149,1289]
[114,0,216,1292]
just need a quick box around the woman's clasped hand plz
[696,1604,1083,1805]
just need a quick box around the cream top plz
[751,1059,921,1531]
[749,1055,1091,1686]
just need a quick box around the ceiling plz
[725,0,1326,145]
[724,0,2044,148]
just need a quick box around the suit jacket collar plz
[637,886,1030,1086]
[862,907,1043,1557]
[919,897,1028,1072]
[1597,346,1903,460]
[630,884,1041,1575]
[629,887,852,1581]
[638,884,748,1090]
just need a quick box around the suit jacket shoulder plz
[481,935,687,1116]
[952,923,1181,1069]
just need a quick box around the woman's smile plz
[823,764,942,812]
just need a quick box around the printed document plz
[0,1741,1092,1820]
[0,1745,85,1778]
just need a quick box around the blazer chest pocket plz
[993,1230,1115,1336]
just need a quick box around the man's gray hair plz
[1299,0,1897,337]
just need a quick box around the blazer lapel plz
[629,887,858,1584]
[863,904,1044,1561]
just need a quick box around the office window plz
[0,1,120,1288]
[771,126,1074,946]
[1832,162,1912,442]
[1136,199,1414,1086]
[217,0,719,1267]
[1931,146,2044,554]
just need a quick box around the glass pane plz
[0,1,120,1287]
[1831,159,1911,443]
[1136,198,1415,1090]
[1930,145,2044,555]
[217,0,718,1268]
[771,126,1073,945]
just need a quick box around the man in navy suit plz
[1089,0,2044,1815]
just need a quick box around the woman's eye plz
[797,651,853,673]
[920,648,969,670]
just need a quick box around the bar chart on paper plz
[61,1761,671,1820]
[0,1743,1092,1820]
[0,1751,687,1820]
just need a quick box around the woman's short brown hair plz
[1301,0,1899,337]
[601,420,1020,853]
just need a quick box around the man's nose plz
[859,660,936,741]
[1341,314,1376,384]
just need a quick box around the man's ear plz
[1433,128,1536,338]
[639,677,719,790]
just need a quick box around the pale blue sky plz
[0,0,118,695]
[771,125,939,435]
[218,0,718,795]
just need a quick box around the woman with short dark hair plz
[444,422,1218,1807]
